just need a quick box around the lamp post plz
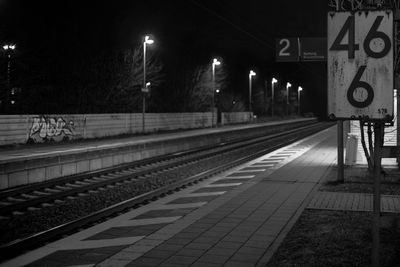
[2,44,16,110]
[142,35,154,133]
[298,86,303,116]
[249,70,256,114]
[3,44,15,87]
[211,58,221,127]
[271,77,277,117]
[286,82,291,116]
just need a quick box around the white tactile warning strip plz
[1,127,334,267]
[236,169,266,172]
[204,183,242,188]
[222,175,255,179]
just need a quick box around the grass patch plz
[266,210,400,267]
[268,165,400,266]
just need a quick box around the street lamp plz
[3,44,16,86]
[142,35,154,133]
[298,86,303,115]
[211,58,221,127]
[249,70,256,114]
[286,82,291,116]
[271,77,278,117]
[2,44,16,110]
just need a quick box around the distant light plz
[213,58,221,66]
[146,82,151,87]
[298,86,303,92]
[249,70,256,76]
[3,44,16,50]
[144,35,154,44]
[272,77,278,84]
[216,89,220,93]
[286,82,292,88]
[11,100,15,105]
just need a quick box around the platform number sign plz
[275,38,299,62]
[327,10,393,120]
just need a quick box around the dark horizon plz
[0,0,328,117]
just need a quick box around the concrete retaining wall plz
[0,112,252,146]
[221,112,252,125]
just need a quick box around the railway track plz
[0,121,333,261]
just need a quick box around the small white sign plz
[327,10,393,120]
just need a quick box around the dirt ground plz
[266,165,400,267]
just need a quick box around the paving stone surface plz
[308,191,400,213]
[119,128,337,266]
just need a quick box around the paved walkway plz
[308,191,400,213]
[99,128,337,267]
[2,126,337,267]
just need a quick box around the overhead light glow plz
[3,44,16,50]
[213,58,221,66]
[144,35,154,44]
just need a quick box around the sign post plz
[337,120,344,183]
[328,10,394,267]
[372,122,383,267]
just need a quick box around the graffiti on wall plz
[28,116,75,143]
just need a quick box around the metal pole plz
[142,41,146,133]
[337,120,344,183]
[249,75,252,113]
[298,89,300,115]
[6,54,11,87]
[398,89,400,164]
[372,122,382,267]
[5,53,11,112]
[212,63,215,128]
[286,85,289,116]
[396,16,400,165]
[271,82,274,117]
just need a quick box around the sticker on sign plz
[327,10,393,121]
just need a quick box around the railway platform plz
[0,118,317,190]
[2,124,338,266]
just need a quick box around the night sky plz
[0,0,328,116]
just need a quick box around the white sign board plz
[327,10,393,120]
